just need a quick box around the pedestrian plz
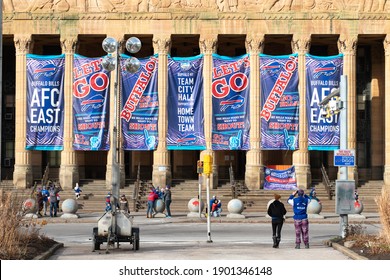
[146,187,158,218]
[56,193,61,212]
[41,186,49,216]
[74,183,82,199]
[288,189,311,249]
[36,188,44,217]
[163,185,172,218]
[267,193,287,248]
[309,188,321,204]
[48,184,59,217]
[105,193,112,212]
[119,194,130,213]
[211,199,222,217]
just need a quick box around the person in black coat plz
[267,193,287,248]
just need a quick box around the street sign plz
[334,149,355,167]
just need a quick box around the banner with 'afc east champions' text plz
[167,55,206,150]
[26,54,65,151]
[260,54,299,150]
[73,54,110,151]
[306,54,343,150]
[211,54,250,150]
[120,55,159,150]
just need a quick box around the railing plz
[132,163,149,212]
[321,164,335,200]
[30,163,50,197]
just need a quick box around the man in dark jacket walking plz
[267,193,287,248]
[288,189,311,249]
[163,185,172,218]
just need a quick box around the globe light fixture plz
[124,57,141,74]
[126,37,142,54]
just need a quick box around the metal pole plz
[198,174,202,218]
[339,75,348,238]
[206,175,212,243]
[0,1,3,182]
[110,45,121,239]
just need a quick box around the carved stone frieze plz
[3,0,389,14]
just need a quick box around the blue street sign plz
[334,149,355,167]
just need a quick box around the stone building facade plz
[1,0,390,190]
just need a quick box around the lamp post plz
[101,36,141,226]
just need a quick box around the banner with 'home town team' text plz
[26,54,65,151]
[212,54,250,150]
[121,54,159,150]
[73,54,110,151]
[167,55,206,150]
[306,54,343,150]
[260,54,299,150]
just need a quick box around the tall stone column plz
[383,35,390,187]
[59,36,79,189]
[292,35,312,189]
[13,35,33,189]
[152,35,172,187]
[199,35,218,189]
[106,36,126,190]
[245,34,265,190]
[338,35,358,182]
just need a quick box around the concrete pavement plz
[33,211,381,260]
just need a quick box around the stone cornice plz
[2,12,390,21]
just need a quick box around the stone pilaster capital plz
[14,35,32,55]
[338,35,358,56]
[60,37,77,54]
[384,35,390,57]
[153,35,172,55]
[245,34,265,55]
[199,36,218,55]
[291,35,311,54]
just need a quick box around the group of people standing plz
[146,185,172,218]
[36,181,62,217]
[267,189,311,249]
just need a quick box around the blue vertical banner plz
[306,54,343,150]
[260,54,299,150]
[26,54,65,151]
[120,55,159,150]
[167,55,206,150]
[73,54,110,151]
[211,54,250,150]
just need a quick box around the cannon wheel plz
[92,227,100,251]
[132,227,140,251]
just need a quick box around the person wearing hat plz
[267,194,287,248]
[288,189,311,249]
[163,185,172,218]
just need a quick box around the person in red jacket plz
[146,187,158,218]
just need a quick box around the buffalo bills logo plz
[313,63,337,78]
[81,94,105,111]
[220,95,245,111]
[33,63,57,78]
[180,62,192,71]
[261,61,282,75]
[177,134,197,145]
